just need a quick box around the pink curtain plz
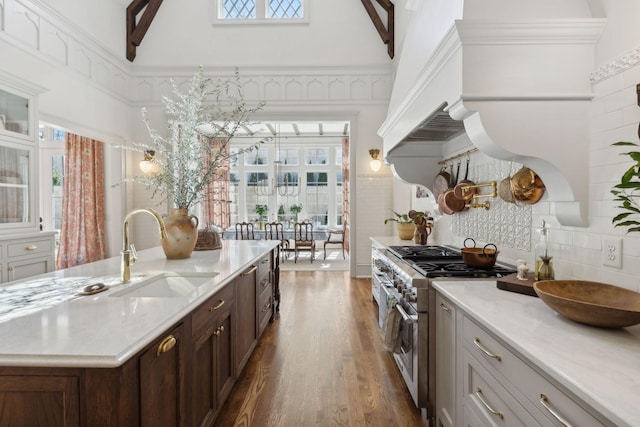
[342,137,350,253]
[56,133,106,269]
[200,138,231,230]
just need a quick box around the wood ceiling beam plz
[126,0,164,62]
[361,0,394,59]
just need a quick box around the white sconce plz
[139,150,155,174]
[369,148,382,172]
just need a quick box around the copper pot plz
[510,166,546,205]
[453,158,476,202]
[440,162,466,214]
[461,238,498,268]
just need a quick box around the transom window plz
[214,0,306,23]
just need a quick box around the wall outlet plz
[602,238,622,268]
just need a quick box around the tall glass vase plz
[161,208,199,259]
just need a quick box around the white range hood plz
[378,2,606,227]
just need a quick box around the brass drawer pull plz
[475,388,503,419]
[439,302,452,313]
[25,245,38,251]
[156,335,176,356]
[262,302,272,312]
[261,258,269,264]
[540,394,572,427]
[214,325,225,336]
[7,265,14,272]
[209,299,225,311]
[261,279,269,288]
[242,265,257,275]
[473,337,502,361]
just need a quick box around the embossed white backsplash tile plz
[452,159,532,251]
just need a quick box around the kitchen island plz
[433,279,640,427]
[0,240,279,426]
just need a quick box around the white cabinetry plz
[0,70,45,236]
[0,232,56,283]
[435,293,458,427]
[436,289,609,427]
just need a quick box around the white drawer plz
[464,316,606,427]
[7,238,53,258]
[463,348,539,427]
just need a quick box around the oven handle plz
[395,304,418,324]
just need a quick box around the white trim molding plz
[591,47,640,84]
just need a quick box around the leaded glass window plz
[222,0,256,19]
[269,0,302,19]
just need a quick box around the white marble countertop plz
[0,240,278,368]
[433,279,640,427]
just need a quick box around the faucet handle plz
[130,244,138,265]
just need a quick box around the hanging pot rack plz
[438,148,478,165]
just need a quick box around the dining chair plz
[265,221,290,260]
[293,221,315,263]
[235,222,256,240]
[323,223,346,259]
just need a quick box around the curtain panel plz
[56,134,106,269]
[200,137,231,230]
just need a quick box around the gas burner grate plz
[409,260,516,278]
[387,245,462,260]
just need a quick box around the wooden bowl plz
[533,280,640,328]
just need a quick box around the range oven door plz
[394,304,417,379]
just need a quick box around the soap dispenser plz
[534,220,554,280]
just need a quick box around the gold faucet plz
[121,208,167,283]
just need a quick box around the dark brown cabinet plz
[0,373,79,426]
[235,263,257,373]
[0,249,279,427]
[139,323,187,427]
[257,254,273,337]
[191,283,235,427]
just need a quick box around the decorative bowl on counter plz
[533,280,640,328]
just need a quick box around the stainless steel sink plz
[109,272,219,298]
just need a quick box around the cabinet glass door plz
[0,145,30,223]
[0,89,29,136]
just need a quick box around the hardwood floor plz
[216,271,427,427]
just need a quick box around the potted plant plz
[126,66,269,258]
[384,210,425,240]
[290,204,302,222]
[611,141,640,232]
[255,204,268,229]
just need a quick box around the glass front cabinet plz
[0,73,43,235]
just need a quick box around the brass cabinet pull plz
[439,302,452,313]
[473,337,502,361]
[156,335,177,356]
[7,265,14,272]
[262,302,272,312]
[25,245,38,251]
[209,299,225,311]
[214,325,225,336]
[475,388,503,419]
[540,394,572,427]
[261,258,269,265]
[261,279,269,288]
[242,265,257,275]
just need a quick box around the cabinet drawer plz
[258,273,271,299]
[192,284,234,336]
[463,349,539,427]
[258,292,273,335]
[464,316,605,427]
[7,238,53,258]
[257,255,271,279]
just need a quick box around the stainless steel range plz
[371,242,516,425]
